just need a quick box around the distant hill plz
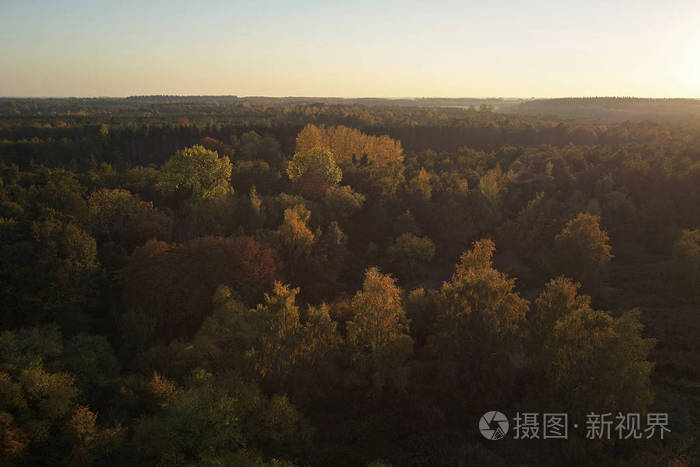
[516,97,700,122]
[123,95,525,111]
[3,96,699,123]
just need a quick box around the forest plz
[0,97,699,466]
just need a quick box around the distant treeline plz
[3,96,700,125]
[518,97,700,122]
[2,99,695,170]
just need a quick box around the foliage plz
[529,278,654,423]
[121,236,279,341]
[385,233,435,281]
[157,145,233,201]
[554,212,613,288]
[0,100,698,465]
[286,148,342,200]
[346,268,413,394]
[429,239,529,413]
[295,124,403,167]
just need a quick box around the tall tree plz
[529,277,654,425]
[346,267,413,394]
[428,239,528,414]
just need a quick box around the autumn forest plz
[0,96,699,466]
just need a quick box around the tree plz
[0,327,122,465]
[176,193,238,240]
[406,167,432,202]
[27,167,88,223]
[275,205,316,261]
[477,166,507,207]
[230,160,277,195]
[238,130,262,159]
[0,215,99,330]
[515,192,569,272]
[294,220,349,302]
[295,124,403,167]
[120,166,160,201]
[254,283,303,389]
[346,267,413,394]
[287,148,342,200]
[121,236,280,342]
[554,213,613,289]
[529,278,654,424]
[322,185,365,224]
[196,284,341,402]
[385,233,435,282]
[529,277,591,352]
[157,145,233,201]
[428,239,528,414]
[194,286,260,376]
[130,373,311,466]
[66,406,124,466]
[87,188,170,250]
[62,334,120,404]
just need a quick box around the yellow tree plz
[276,205,316,259]
[429,239,529,413]
[346,267,413,393]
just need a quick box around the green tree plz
[0,216,99,329]
[322,185,365,223]
[196,284,340,402]
[0,327,122,465]
[287,148,342,184]
[27,167,88,223]
[87,188,170,250]
[385,233,435,282]
[157,145,233,201]
[62,334,120,404]
[529,278,654,423]
[239,130,262,159]
[130,372,311,466]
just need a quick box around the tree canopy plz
[0,99,696,465]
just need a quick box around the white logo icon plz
[479,411,509,440]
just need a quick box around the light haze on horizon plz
[1,0,699,98]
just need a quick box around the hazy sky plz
[1,0,699,97]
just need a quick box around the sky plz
[1,0,699,98]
